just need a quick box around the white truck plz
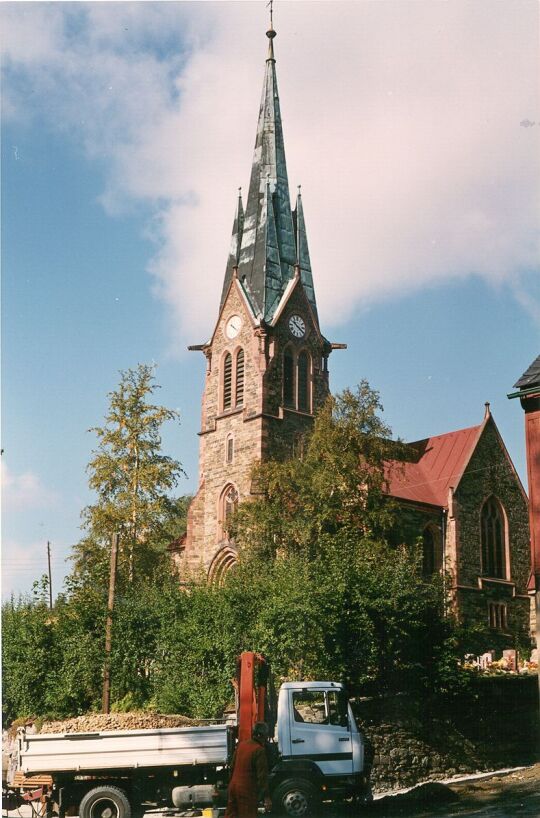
[5,654,372,818]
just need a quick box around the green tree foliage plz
[230,382,460,698]
[234,382,407,558]
[71,364,186,588]
[2,595,55,722]
[2,379,465,725]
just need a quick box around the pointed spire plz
[235,16,296,321]
[220,12,318,323]
[293,186,317,317]
[220,189,244,308]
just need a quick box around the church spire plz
[223,16,298,321]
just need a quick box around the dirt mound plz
[40,712,209,734]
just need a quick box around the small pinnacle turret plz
[219,19,318,323]
[221,189,245,303]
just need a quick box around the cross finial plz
[266,0,276,59]
[267,0,274,28]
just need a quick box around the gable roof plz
[385,423,484,507]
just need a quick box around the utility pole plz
[47,541,53,609]
[102,532,119,714]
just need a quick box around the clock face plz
[225,315,242,339]
[288,314,306,338]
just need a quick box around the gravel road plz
[361,764,540,817]
[4,765,540,818]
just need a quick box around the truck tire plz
[79,786,131,818]
[272,778,318,817]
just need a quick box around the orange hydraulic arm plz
[236,651,271,742]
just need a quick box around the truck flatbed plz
[15,725,229,776]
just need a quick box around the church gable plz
[264,277,329,420]
[384,410,531,646]
[204,280,261,431]
[455,416,529,593]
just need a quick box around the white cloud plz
[2,1,539,350]
[1,463,59,512]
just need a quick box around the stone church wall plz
[453,420,530,647]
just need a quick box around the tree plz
[234,381,406,559]
[71,364,185,588]
[229,381,461,698]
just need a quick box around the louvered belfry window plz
[297,351,309,412]
[284,348,294,406]
[481,496,506,579]
[235,349,245,406]
[223,352,233,409]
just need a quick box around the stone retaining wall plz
[353,675,539,791]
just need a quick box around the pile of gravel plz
[40,712,210,734]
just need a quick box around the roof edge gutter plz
[507,386,540,400]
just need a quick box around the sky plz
[1,0,539,599]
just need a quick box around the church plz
[169,20,531,649]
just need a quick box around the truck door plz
[288,689,353,777]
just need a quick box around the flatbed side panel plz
[18,726,229,775]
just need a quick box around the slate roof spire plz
[293,186,317,319]
[221,188,244,305]
[219,15,318,323]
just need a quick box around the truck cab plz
[270,681,370,815]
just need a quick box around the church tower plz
[177,20,339,580]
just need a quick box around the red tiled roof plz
[385,423,484,507]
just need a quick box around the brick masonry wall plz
[355,675,539,792]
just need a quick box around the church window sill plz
[282,406,314,418]
[478,576,515,595]
[216,406,244,421]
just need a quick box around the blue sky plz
[2,1,539,598]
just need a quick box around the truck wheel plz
[272,779,318,817]
[79,787,131,818]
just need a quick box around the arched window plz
[422,525,442,577]
[226,434,234,464]
[220,484,238,538]
[223,352,232,410]
[284,347,295,407]
[283,347,311,412]
[235,349,245,406]
[297,351,310,412]
[208,544,238,586]
[481,496,507,579]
